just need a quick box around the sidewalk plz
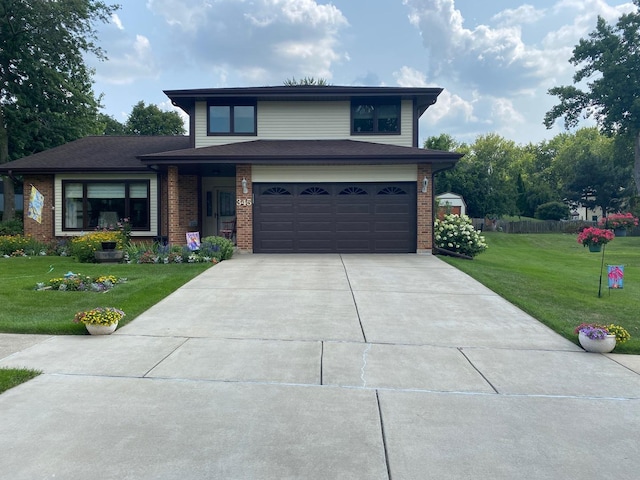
[1,254,639,479]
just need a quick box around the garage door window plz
[378,186,407,195]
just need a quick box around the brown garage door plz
[253,182,417,253]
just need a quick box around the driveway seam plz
[142,337,190,378]
[340,254,367,342]
[375,390,392,480]
[458,347,500,394]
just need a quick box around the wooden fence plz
[471,218,640,236]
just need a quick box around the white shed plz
[436,192,467,216]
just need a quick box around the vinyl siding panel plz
[194,99,414,147]
[54,173,158,237]
[252,164,418,183]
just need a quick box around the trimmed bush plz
[535,201,570,221]
[201,236,234,260]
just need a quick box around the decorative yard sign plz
[186,231,200,251]
[27,185,44,224]
[607,265,624,289]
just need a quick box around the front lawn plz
[0,257,212,334]
[438,232,640,354]
[0,368,40,395]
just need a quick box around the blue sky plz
[88,0,635,146]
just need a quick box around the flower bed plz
[36,273,126,292]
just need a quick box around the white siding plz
[54,173,158,237]
[252,164,418,183]
[194,99,414,147]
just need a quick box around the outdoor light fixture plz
[422,176,429,193]
[241,177,248,194]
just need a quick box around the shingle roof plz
[0,136,190,174]
[0,137,461,174]
[139,139,462,166]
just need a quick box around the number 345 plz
[236,198,252,206]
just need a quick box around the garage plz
[253,182,417,253]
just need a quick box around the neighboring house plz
[436,192,466,217]
[0,86,461,253]
[570,204,603,222]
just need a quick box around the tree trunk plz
[0,109,15,221]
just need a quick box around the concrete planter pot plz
[578,332,616,353]
[85,322,118,335]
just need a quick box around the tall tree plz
[283,77,330,86]
[0,0,118,220]
[124,101,185,136]
[544,0,640,196]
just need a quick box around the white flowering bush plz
[434,214,487,257]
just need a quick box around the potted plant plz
[599,212,639,237]
[577,226,615,252]
[574,323,630,353]
[73,307,126,335]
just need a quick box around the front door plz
[202,177,235,238]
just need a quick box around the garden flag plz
[27,185,44,224]
[607,265,624,289]
[186,231,200,251]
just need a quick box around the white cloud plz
[111,13,124,30]
[491,5,545,27]
[95,34,158,85]
[146,0,349,84]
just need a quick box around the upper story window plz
[351,99,400,134]
[208,103,256,135]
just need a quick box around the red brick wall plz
[178,173,199,241]
[22,175,55,242]
[417,164,433,252]
[166,167,199,246]
[235,165,252,252]
[167,166,180,244]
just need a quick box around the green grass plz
[0,368,40,394]
[438,232,640,353]
[0,256,212,334]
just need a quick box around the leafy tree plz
[97,113,126,135]
[437,134,521,218]
[283,77,330,86]
[552,128,631,215]
[0,0,118,220]
[424,133,461,152]
[544,0,640,195]
[124,101,185,136]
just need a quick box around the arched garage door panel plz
[253,183,416,253]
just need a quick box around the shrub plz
[0,234,50,256]
[201,236,234,260]
[434,214,487,258]
[69,231,125,263]
[535,202,570,221]
[0,219,23,236]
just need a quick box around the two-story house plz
[0,85,461,253]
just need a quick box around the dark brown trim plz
[350,98,401,136]
[206,102,257,136]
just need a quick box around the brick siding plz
[22,175,55,242]
[417,164,433,252]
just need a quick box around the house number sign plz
[237,197,253,206]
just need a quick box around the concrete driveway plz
[1,254,640,479]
